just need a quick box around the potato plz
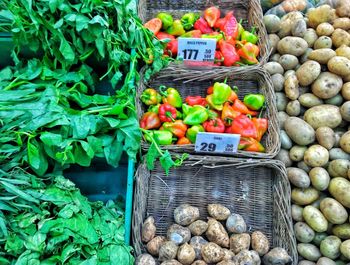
[340,131,350,153]
[278,12,304,38]
[284,74,299,101]
[251,231,269,256]
[333,224,350,240]
[325,94,344,106]
[313,232,329,246]
[317,257,337,265]
[298,61,321,87]
[226,213,247,234]
[250,250,261,265]
[333,18,350,30]
[340,240,350,259]
[340,101,350,121]
[329,148,350,160]
[311,72,343,99]
[136,254,156,265]
[269,34,281,54]
[293,19,307,37]
[299,261,316,265]
[229,233,251,254]
[299,93,323,108]
[332,29,350,48]
[298,243,322,261]
[334,130,347,148]
[270,53,281,62]
[262,247,292,265]
[264,62,284,76]
[303,206,328,232]
[285,117,316,145]
[271,74,285,92]
[316,127,336,150]
[320,236,342,259]
[309,167,330,191]
[304,28,319,47]
[328,159,350,178]
[188,220,208,236]
[278,37,308,57]
[142,216,156,243]
[222,249,235,261]
[287,167,311,188]
[178,243,196,265]
[276,92,289,111]
[336,0,350,17]
[307,5,334,29]
[174,204,200,226]
[308,48,336,64]
[264,15,281,34]
[147,236,166,256]
[314,36,333,49]
[342,83,350,101]
[292,188,319,205]
[336,45,350,60]
[206,218,229,248]
[201,242,224,264]
[329,178,350,207]
[295,222,316,243]
[304,145,329,167]
[278,111,289,129]
[300,48,313,64]
[316,23,334,36]
[298,161,312,173]
[233,250,255,265]
[276,149,293,167]
[217,260,236,265]
[281,130,293,149]
[311,192,328,209]
[207,204,230,221]
[284,70,296,79]
[167,224,191,245]
[279,54,299,71]
[328,56,350,77]
[320,198,348,224]
[290,146,307,162]
[159,241,179,261]
[292,204,304,222]
[190,236,208,260]
[305,105,343,129]
[161,260,182,265]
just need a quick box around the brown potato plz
[342,83,350,100]
[229,233,251,254]
[135,254,156,265]
[278,37,308,56]
[190,236,208,260]
[328,56,350,77]
[320,197,348,224]
[284,117,315,145]
[296,60,321,86]
[336,0,350,17]
[287,167,311,188]
[191,261,207,265]
[289,146,307,162]
[304,105,342,129]
[167,224,191,245]
[340,131,350,153]
[206,218,229,248]
[268,34,280,54]
[309,167,330,191]
[340,101,350,121]
[262,247,292,265]
[314,36,333,49]
[307,5,335,28]
[207,204,230,221]
[331,29,350,48]
[292,187,320,206]
[251,231,270,256]
[304,28,319,47]
[304,145,329,167]
[159,241,179,261]
[311,72,343,99]
[316,23,334,36]
[177,243,196,265]
[147,236,166,256]
[188,220,208,236]
[226,213,247,234]
[316,127,336,150]
[336,45,350,60]
[222,249,235,261]
[308,48,336,64]
[328,159,350,178]
[217,260,236,265]
[161,260,182,265]
[333,18,350,30]
[201,242,225,264]
[174,204,200,226]
[142,216,156,243]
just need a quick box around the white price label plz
[195,132,241,154]
[177,38,216,64]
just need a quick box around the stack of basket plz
[133,0,298,264]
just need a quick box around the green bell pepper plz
[237,19,245,40]
[148,104,160,114]
[182,104,192,117]
[186,125,205,143]
[176,110,183,120]
[159,86,182,108]
[166,20,186,36]
[243,94,265,110]
[183,105,208,125]
[144,130,173,145]
[212,82,232,105]
[181,12,199,31]
[157,12,174,30]
[241,27,258,44]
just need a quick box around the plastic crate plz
[64,154,135,246]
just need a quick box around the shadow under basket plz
[137,66,280,159]
[138,0,269,69]
[132,156,297,264]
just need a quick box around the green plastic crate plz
[64,155,135,246]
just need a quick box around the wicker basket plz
[138,0,269,69]
[132,156,297,264]
[137,66,280,159]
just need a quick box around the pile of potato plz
[136,203,291,265]
[263,1,350,264]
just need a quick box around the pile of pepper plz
[139,82,268,152]
[143,6,260,66]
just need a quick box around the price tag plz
[177,38,216,65]
[195,132,241,154]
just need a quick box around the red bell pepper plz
[207,86,214,95]
[239,137,265,152]
[140,112,161,130]
[230,114,258,138]
[177,137,192,145]
[165,39,178,57]
[223,11,239,40]
[225,126,232,133]
[228,89,238,102]
[185,96,207,106]
[232,99,258,116]
[203,118,225,133]
[204,6,221,28]
[194,17,213,34]
[252,117,268,142]
[237,42,259,65]
[159,103,177,122]
[219,40,240,67]
[161,120,188,138]
[214,17,226,30]
[221,102,241,126]
[144,18,163,35]
[156,32,176,41]
[214,51,224,66]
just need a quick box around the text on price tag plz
[177,38,216,65]
[194,132,241,154]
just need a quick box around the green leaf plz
[59,38,75,63]
[0,181,39,204]
[40,132,62,147]
[27,139,48,176]
[145,142,159,170]
[160,150,175,175]
[95,36,105,58]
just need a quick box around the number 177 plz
[183,49,199,60]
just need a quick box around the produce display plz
[136,203,292,265]
[139,83,268,152]
[263,1,350,264]
[143,6,261,66]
